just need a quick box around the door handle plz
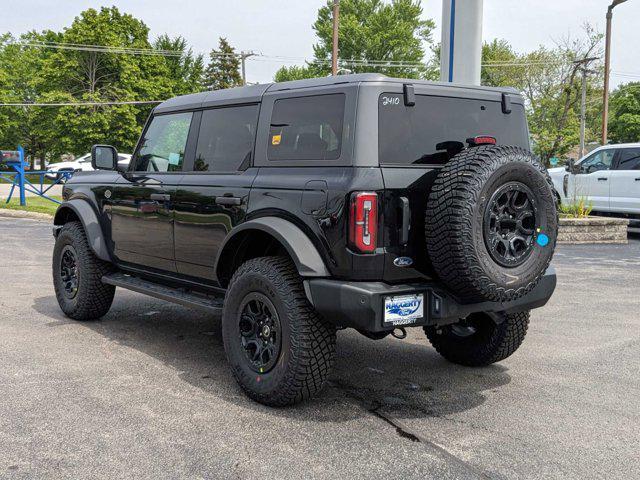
[597,177,608,181]
[150,193,170,202]
[215,196,242,206]
[635,178,640,181]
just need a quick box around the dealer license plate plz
[384,293,424,326]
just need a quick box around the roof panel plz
[154,74,521,113]
[155,83,271,113]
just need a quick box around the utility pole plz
[575,57,599,158]
[240,51,256,86]
[332,0,340,75]
[602,0,628,145]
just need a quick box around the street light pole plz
[332,0,340,75]
[602,0,629,145]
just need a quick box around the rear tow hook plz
[391,327,407,340]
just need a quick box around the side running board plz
[102,272,224,315]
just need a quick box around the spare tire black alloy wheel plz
[238,293,282,373]
[425,145,558,303]
[484,182,537,268]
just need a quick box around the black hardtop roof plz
[155,73,520,113]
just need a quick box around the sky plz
[1,0,638,88]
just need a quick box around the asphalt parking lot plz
[1,217,639,479]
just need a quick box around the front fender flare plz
[53,199,111,262]
[215,217,330,280]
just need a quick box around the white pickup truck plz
[548,143,640,216]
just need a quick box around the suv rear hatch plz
[377,89,530,283]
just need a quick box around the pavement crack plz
[330,379,494,479]
[370,407,492,479]
[370,407,421,442]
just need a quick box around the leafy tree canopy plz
[203,37,242,91]
[480,26,604,163]
[0,6,211,165]
[275,0,435,82]
[609,82,640,143]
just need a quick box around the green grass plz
[0,195,61,215]
[0,174,56,185]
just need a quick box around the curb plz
[0,209,53,221]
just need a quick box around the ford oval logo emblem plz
[393,256,414,267]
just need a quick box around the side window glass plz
[194,105,259,172]
[268,94,345,161]
[580,150,613,173]
[133,112,193,172]
[616,148,640,171]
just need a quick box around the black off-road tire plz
[425,145,557,303]
[424,311,530,366]
[222,256,336,407]
[52,221,115,320]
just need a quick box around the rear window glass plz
[195,105,259,172]
[268,94,345,161]
[616,148,640,170]
[378,93,529,165]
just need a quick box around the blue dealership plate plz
[384,293,424,326]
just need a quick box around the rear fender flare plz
[53,199,111,262]
[215,217,329,282]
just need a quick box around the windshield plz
[378,93,529,166]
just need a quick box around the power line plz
[611,71,640,79]
[11,40,571,68]
[12,40,243,58]
[0,100,163,107]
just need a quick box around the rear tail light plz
[466,135,497,146]
[349,192,378,253]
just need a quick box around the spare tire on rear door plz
[425,145,557,303]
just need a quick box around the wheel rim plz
[237,293,282,373]
[484,182,538,268]
[450,322,477,337]
[448,313,493,339]
[60,245,79,299]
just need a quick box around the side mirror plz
[566,158,577,174]
[91,145,118,171]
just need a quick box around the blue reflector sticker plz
[537,233,549,247]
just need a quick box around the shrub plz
[559,197,593,218]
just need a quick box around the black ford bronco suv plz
[52,74,558,406]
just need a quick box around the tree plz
[154,34,204,95]
[480,39,521,87]
[275,0,435,82]
[608,83,640,143]
[41,7,174,156]
[0,6,209,166]
[0,30,64,167]
[274,64,322,83]
[203,37,242,90]
[479,26,604,164]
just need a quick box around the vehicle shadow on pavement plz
[33,293,511,422]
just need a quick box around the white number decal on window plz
[382,96,400,106]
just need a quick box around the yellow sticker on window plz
[272,134,281,145]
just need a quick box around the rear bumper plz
[306,266,557,332]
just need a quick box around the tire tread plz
[53,221,114,320]
[224,256,336,406]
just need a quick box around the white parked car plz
[548,143,640,216]
[46,153,132,180]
